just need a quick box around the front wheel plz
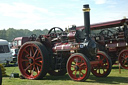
[67,53,90,82]
[91,51,112,77]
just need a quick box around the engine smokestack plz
[81,4,98,57]
[83,4,90,40]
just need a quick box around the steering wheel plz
[48,27,63,38]
[99,29,114,38]
[48,27,63,34]
[29,34,37,41]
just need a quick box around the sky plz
[0,0,128,31]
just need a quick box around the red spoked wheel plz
[67,53,90,82]
[118,49,128,69]
[18,42,49,80]
[91,51,112,77]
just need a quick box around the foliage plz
[0,28,49,42]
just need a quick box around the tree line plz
[0,28,49,42]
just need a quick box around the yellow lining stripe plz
[82,8,90,12]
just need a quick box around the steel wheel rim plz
[67,55,88,81]
[91,53,109,76]
[18,43,43,79]
[119,50,128,69]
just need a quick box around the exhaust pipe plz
[81,4,98,57]
[83,4,91,41]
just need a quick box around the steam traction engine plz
[18,4,112,81]
[86,18,128,69]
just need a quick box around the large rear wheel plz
[18,41,49,79]
[67,53,90,82]
[91,51,112,77]
[118,49,128,69]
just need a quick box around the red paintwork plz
[53,43,79,52]
[18,43,43,79]
[67,31,76,40]
[67,55,88,81]
[90,61,100,65]
[17,4,114,81]
[76,18,128,69]
[91,52,110,77]
[76,18,128,30]
[118,49,128,69]
[12,37,29,49]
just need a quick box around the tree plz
[0,29,7,40]
[0,28,49,42]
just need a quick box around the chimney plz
[83,4,91,40]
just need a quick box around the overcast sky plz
[0,0,128,31]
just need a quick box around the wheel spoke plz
[34,67,38,74]
[123,60,127,65]
[75,57,79,65]
[35,51,40,59]
[102,64,105,72]
[71,70,75,73]
[24,64,32,72]
[80,63,86,67]
[33,65,40,74]
[79,71,81,77]
[36,66,40,74]
[30,49,32,57]
[75,71,77,77]
[21,59,29,62]
[102,55,106,60]
[99,68,100,74]
[71,63,76,68]
[24,50,30,57]
[35,62,42,67]
[35,56,42,60]
[80,70,84,75]
[33,49,38,58]
[72,60,76,64]
[30,68,34,77]
[31,46,34,56]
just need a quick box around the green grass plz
[2,65,128,85]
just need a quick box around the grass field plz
[2,65,128,85]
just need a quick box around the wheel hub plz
[75,65,79,71]
[29,58,34,64]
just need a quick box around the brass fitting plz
[82,8,90,12]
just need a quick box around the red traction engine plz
[18,4,112,81]
[89,19,128,69]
